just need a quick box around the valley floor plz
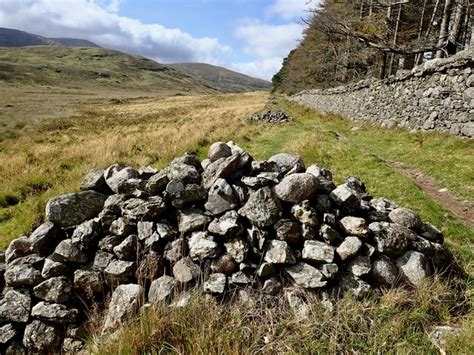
[0,90,472,353]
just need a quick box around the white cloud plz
[0,0,230,64]
[231,57,283,81]
[265,0,313,21]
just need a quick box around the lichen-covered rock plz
[211,254,238,274]
[189,231,219,261]
[339,216,368,237]
[41,258,68,279]
[31,302,78,324]
[4,254,44,287]
[267,153,304,176]
[5,236,31,264]
[239,187,282,228]
[29,222,65,256]
[113,234,138,260]
[23,320,62,352]
[0,323,16,345]
[104,260,136,287]
[285,262,327,288]
[148,275,174,303]
[371,255,399,286]
[33,276,72,304]
[102,284,144,334]
[208,210,242,238]
[202,153,240,189]
[46,191,107,228]
[53,239,88,264]
[264,240,296,264]
[336,237,362,261]
[178,208,211,233]
[302,240,335,263]
[369,222,416,257]
[104,164,139,193]
[74,268,104,294]
[224,238,249,263]
[0,290,31,323]
[205,178,237,215]
[204,273,227,294]
[208,142,232,161]
[173,257,200,283]
[80,168,109,193]
[347,256,371,277]
[388,208,422,230]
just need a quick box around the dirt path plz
[388,161,474,229]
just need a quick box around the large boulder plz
[46,191,107,228]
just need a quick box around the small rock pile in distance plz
[0,141,453,353]
[245,110,292,123]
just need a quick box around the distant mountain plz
[0,46,215,93]
[168,63,271,92]
[0,27,100,48]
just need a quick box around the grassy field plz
[0,90,472,353]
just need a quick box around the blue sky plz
[0,0,316,80]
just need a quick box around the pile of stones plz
[245,110,292,123]
[0,141,452,353]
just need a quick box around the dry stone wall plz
[290,50,474,138]
[0,142,455,353]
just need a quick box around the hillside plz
[0,46,216,92]
[0,27,100,47]
[168,62,271,92]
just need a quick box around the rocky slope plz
[0,141,454,353]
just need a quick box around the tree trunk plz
[436,0,453,58]
[389,3,403,75]
[415,0,428,65]
[447,0,466,54]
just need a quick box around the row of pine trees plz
[273,0,473,93]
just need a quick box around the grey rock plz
[62,338,87,354]
[31,301,78,324]
[154,223,178,241]
[23,320,61,352]
[371,255,399,286]
[5,341,27,354]
[264,240,296,264]
[109,217,136,237]
[262,277,282,295]
[137,221,154,241]
[336,236,362,261]
[41,258,68,279]
[291,200,318,227]
[104,260,136,287]
[0,324,16,344]
[208,142,232,161]
[396,250,431,286]
[302,240,335,263]
[239,187,282,228]
[229,271,251,285]
[104,164,139,193]
[0,290,31,322]
[80,168,109,193]
[329,184,360,211]
[203,273,227,294]
[224,238,249,263]
[188,231,219,260]
[388,208,422,230]
[320,263,339,279]
[98,235,123,252]
[227,141,253,170]
[339,274,371,298]
[148,275,174,303]
[178,208,211,233]
[52,239,88,263]
[208,210,242,238]
[256,262,275,278]
[166,181,206,208]
[202,153,240,189]
[369,222,416,257]
[171,152,202,171]
[420,222,444,243]
[339,216,368,237]
[173,257,200,283]
[285,262,327,288]
[246,225,269,252]
[74,268,104,293]
[168,162,201,184]
[102,284,144,334]
[33,276,72,303]
[139,165,158,178]
[145,170,170,195]
[319,224,343,244]
[274,173,319,203]
[4,254,44,287]
[164,238,188,265]
[116,178,145,194]
[113,234,138,260]
[306,164,336,192]
[122,196,167,221]
[5,236,31,264]
[347,255,371,276]
[267,153,304,175]
[29,222,65,256]
[46,191,107,228]
[275,219,301,246]
[205,178,237,215]
[211,254,238,274]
